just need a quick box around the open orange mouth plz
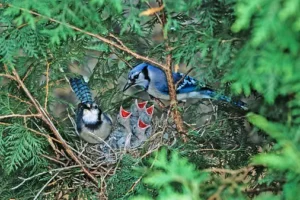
[136,100,148,109]
[138,119,149,129]
[146,105,154,115]
[120,106,131,118]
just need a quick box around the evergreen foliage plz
[0,0,299,199]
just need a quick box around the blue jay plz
[123,63,247,110]
[70,76,113,144]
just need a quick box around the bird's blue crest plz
[128,63,148,78]
[70,76,93,104]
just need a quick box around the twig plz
[244,186,282,194]
[111,50,132,69]
[12,165,81,190]
[33,172,59,200]
[127,146,160,194]
[145,1,163,25]
[21,65,33,83]
[0,73,16,81]
[7,93,33,105]
[204,166,253,175]
[174,68,194,89]
[0,113,41,120]
[41,154,66,166]
[44,61,50,110]
[9,4,167,70]
[109,33,127,48]
[26,126,62,144]
[157,0,186,139]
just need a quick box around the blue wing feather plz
[70,76,93,104]
[172,72,208,94]
[155,71,209,94]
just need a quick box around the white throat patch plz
[83,109,99,124]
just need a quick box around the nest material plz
[72,99,177,166]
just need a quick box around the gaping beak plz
[123,80,134,92]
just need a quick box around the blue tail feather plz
[199,89,247,110]
[217,94,247,110]
[69,76,93,104]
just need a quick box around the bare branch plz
[0,114,41,120]
[44,61,50,110]
[157,0,186,139]
[12,165,81,190]
[174,68,194,89]
[145,1,163,24]
[0,73,16,81]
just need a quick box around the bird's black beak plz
[123,80,134,92]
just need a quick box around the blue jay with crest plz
[69,76,112,144]
[123,63,247,110]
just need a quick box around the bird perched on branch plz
[123,63,247,110]
[69,76,112,144]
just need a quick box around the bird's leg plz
[149,94,166,109]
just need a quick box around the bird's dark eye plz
[134,74,139,79]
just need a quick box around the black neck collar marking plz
[142,65,150,90]
[85,121,101,130]
[142,65,150,81]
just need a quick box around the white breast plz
[80,120,112,143]
[82,109,99,124]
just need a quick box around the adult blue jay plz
[70,76,112,143]
[123,63,247,110]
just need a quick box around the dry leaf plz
[174,64,179,72]
[139,5,164,17]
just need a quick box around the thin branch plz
[44,61,50,110]
[145,1,163,25]
[7,93,33,105]
[244,186,282,194]
[174,68,194,89]
[12,165,81,190]
[33,172,59,200]
[157,0,186,138]
[0,113,41,120]
[111,50,133,69]
[9,4,167,70]
[109,33,127,48]
[0,73,16,81]
[26,126,62,144]
[21,65,33,83]
[41,154,66,166]
[203,166,253,175]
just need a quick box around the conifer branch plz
[7,4,167,70]
[7,93,33,105]
[12,165,81,190]
[7,3,187,137]
[0,114,41,120]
